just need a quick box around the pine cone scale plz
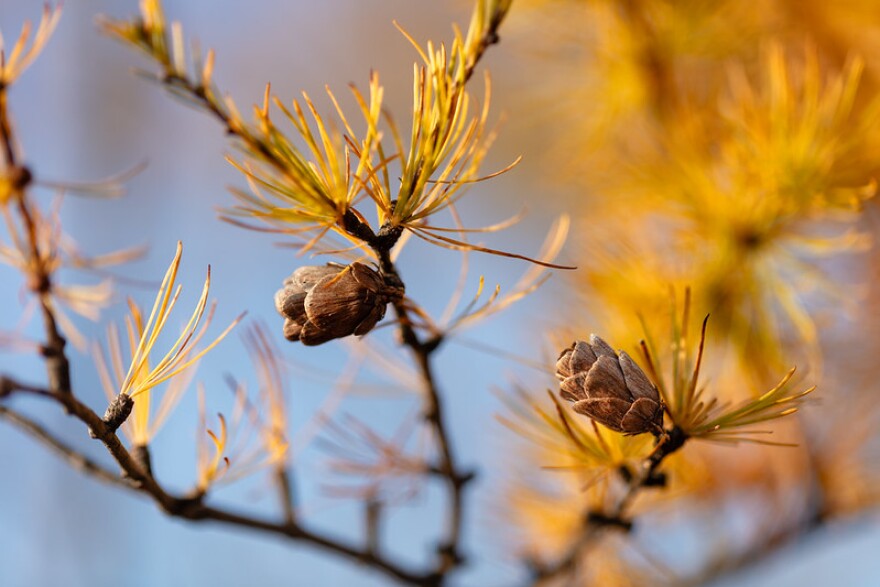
[555,335,664,435]
[275,262,404,345]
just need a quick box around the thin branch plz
[528,428,688,584]
[274,466,297,525]
[0,405,128,488]
[0,83,71,395]
[0,2,512,585]
[0,377,437,586]
[372,240,476,574]
[675,488,828,587]
[0,375,56,400]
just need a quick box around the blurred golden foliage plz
[502,1,880,584]
[3,1,880,585]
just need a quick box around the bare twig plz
[0,3,512,586]
[114,2,508,582]
[0,378,437,585]
[0,405,127,488]
[674,511,826,587]
[275,466,297,525]
[368,231,476,573]
[528,428,688,584]
[0,84,71,395]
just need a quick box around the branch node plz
[455,469,477,487]
[643,470,668,487]
[423,335,444,354]
[650,425,688,466]
[0,377,12,399]
[586,511,633,532]
[163,494,205,519]
[340,209,378,244]
[10,165,33,190]
[374,221,403,252]
[437,540,465,567]
[94,393,133,436]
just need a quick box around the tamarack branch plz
[2,1,874,586]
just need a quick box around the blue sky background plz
[0,1,877,586]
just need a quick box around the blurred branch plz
[377,239,477,572]
[617,0,676,119]
[0,83,71,395]
[676,420,832,587]
[366,498,383,558]
[675,504,827,587]
[1,2,515,583]
[274,466,297,526]
[0,378,437,585]
[528,428,688,584]
[0,405,127,488]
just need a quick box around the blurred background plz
[1,1,879,586]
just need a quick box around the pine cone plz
[274,263,403,346]
[555,335,664,435]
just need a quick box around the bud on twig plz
[91,392,134,437]
[555,336,664,435]
[274,263,404,346]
